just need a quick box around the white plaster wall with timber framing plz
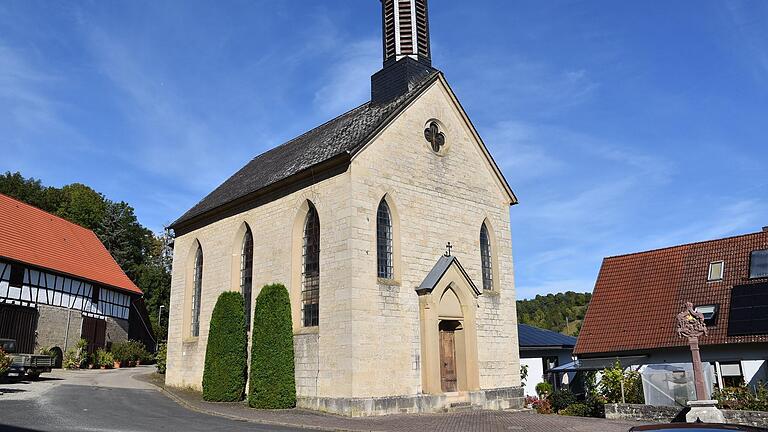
[0,260,132,351]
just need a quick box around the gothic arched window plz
[191,243,204,337]
[377,199,393,279]
[240,226,254,330]
[302,204,320,327]
[480,223,493,290]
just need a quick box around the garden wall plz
[605,403,768,428]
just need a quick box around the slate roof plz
[172,71,442,229]
[417,255,479,295]
[574,229,768,357]
[518,324,576,349]
[0,194,142,295]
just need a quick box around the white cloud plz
[312,38,379,116]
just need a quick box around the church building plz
[167,0,523,416]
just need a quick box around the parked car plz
[630,424,768,432]
[0,338,54,379]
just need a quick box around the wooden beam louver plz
[383,0,396,61]
[415,0,430,58]
[380,0,431,66]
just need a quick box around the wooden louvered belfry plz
[381,0,431,66]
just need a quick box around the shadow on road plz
[0,424,46,432]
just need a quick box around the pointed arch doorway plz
[417,255,481,395]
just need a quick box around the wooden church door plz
[440,327,457,392]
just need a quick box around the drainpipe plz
[64,309,72,351]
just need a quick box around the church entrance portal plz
[439,320,461,392]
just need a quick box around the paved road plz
[0,367,309,432]
[1,367,644,432]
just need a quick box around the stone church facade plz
[166,0,523,416]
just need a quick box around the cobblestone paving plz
[150,376,646,432]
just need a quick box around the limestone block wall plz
[36,305,128,351]
[36,305,83,351]
[345,79,520,398]
[166,172,354,397]
[165,77,521,401]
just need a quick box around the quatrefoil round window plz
[424,121,446,154]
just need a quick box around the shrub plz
[600,360,644,404]
[584,393,607,418]
[531,396,553,414]
[521,364,529,387]
[560,403,592,417]
[63,339,89,369]
[549,389,577,412]
[713,383,768,411]
[155,343,167,374]
[0,348,12,376]
[127,340,150,363]
[249,283,296,409]
[202,291,248,402]
[536,382,553,398]
[110,341,130,364]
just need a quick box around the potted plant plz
[110,341,129,368]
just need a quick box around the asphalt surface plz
[0,367,311,432]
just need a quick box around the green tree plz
[249,283,296,409]
[56,183,107,231]
[203,292,248,402]
[599,360,644,404]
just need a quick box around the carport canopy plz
[549,355,648,373]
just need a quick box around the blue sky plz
[1,1,766,299]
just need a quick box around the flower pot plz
[136,360,142,366]
[100,365,107,370]
[113,361,121,369]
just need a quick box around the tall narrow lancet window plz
[377,199,393,279]
[191,244,204,337]
[240,226,254,330]
[302,205,320,327]
[480,223,493,291]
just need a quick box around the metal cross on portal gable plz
[444,242,453,257]
[424,121,445,153]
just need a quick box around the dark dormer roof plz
[417,255,479,296]
[171,70,441,233]
[518,324,577,350]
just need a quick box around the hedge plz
[249,283,296,409]
[202,291,248,402]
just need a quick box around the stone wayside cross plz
[676,301,724,423]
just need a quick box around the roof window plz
[708,261,724,281]
[749,250,768,279]
[695,304,718,326]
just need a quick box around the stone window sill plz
[377,277,401,287]
[294,326,319,336]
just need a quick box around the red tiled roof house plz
[0,193,146,360]
[575,227,768,391]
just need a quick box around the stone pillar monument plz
[675,302,724,424]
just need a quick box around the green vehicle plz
[1,338,54,379]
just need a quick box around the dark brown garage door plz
[81,316,106,355]
[0,304,39,353]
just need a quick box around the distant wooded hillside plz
[516,291,592,336]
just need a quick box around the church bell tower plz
[371,0,437,104]
[381,0,431,67]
